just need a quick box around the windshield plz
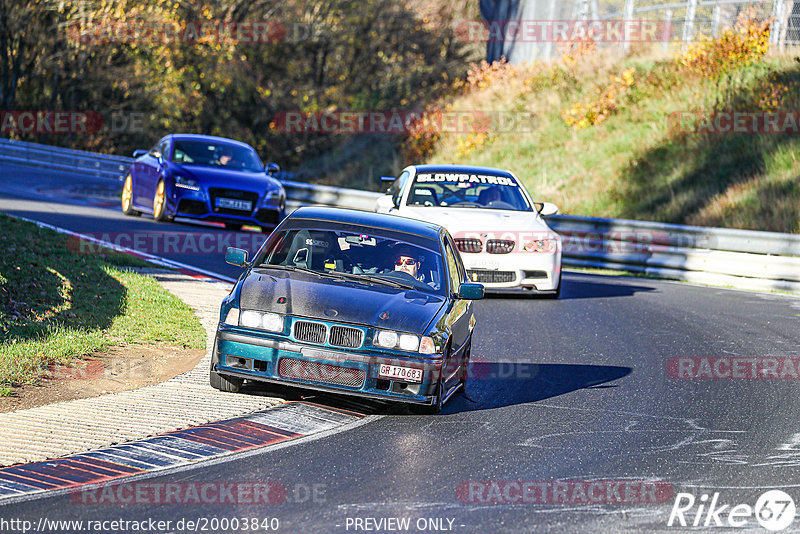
[408,172,532,211]
[172,140,264,172]
[256,227,445,295]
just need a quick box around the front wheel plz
[209,349,243,393]
[153,180,173,222]
[121,174,140,216]
[542,277,561,299]
[408,378,443,415]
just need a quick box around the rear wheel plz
[153,180,172,222]
[209,349,243,393]
[121,174,140,216]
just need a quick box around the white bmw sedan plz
[376,165,562,297]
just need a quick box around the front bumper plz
[462,252,561,292]
[170,186,284,228]
[213,327,444,405]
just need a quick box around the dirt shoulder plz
[0,342,205,413]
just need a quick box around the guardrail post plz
[683,0,697,49]
[711,4,721,37]
[663,9,673,52]
[771,0,785,44]
[623,0,635,53]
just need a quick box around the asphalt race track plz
[2,164,800,532]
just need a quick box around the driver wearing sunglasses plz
[392,245,424,281]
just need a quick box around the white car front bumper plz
[461,252,561,292]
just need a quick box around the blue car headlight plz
[174,174,200,191]
[375,330,437,354]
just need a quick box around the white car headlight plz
[376,330,399,348]
[523,238,558,253]
[224,307,240,325]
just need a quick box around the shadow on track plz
[443,362,632,414]
[483,274,657,301]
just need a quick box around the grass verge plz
[0,214,206,395]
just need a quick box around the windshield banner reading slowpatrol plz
[416,173,518,187]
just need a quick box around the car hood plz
[175,164,283,192]
[238,269,446,333]
[399,206,555,235]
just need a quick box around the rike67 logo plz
[668,490,796,531]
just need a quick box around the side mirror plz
[132,149,147,158]
[375,195,396,213]
[266,162,280,176]
[535,202,559,216]
[458,283,484,300]
[148,149,162,160]
[225,247,249,267]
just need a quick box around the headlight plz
[375,330,434,354]
[261,312,284,332]
[240,310,263,328]
[175,175,200,191]
[398,334,419,352]
[224,307,240,325]
[376,330,399,348]
[239,310,284,332]
[523,238,558,253]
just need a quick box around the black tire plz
[153,179,173,222]
[409,378,443,415]
[542,277,562,299]
[121,174,140,216]
[209,349,243,393]
[225,223,243,231]
[460,339,472,389]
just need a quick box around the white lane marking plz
[5,213,236,283]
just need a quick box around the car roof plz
[168,133,255,150]
[287,207,443,240]
[410,164,515,178]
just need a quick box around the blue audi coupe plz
[122,134,286,232]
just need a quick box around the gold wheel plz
[121,174,139,216]
[153,180,165,220]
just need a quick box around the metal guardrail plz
[1,137,799,293]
